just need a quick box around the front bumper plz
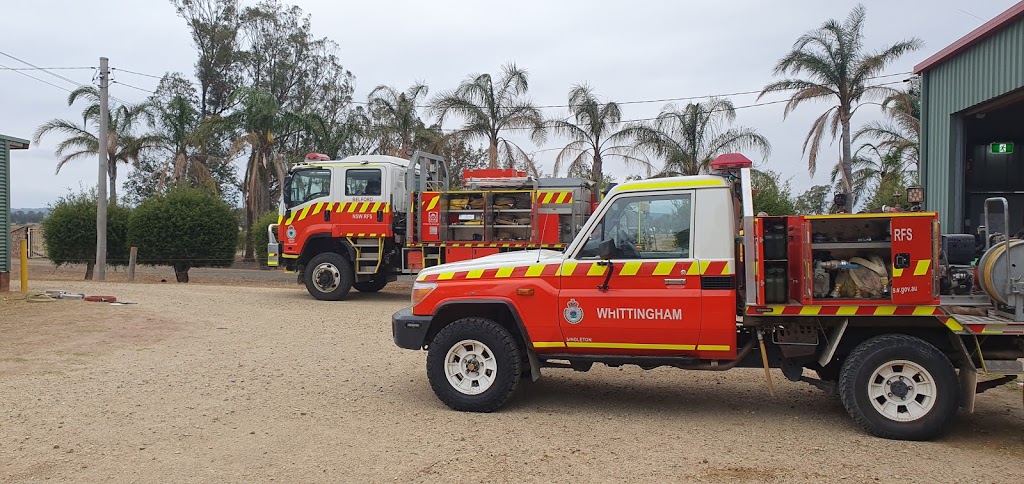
[392,307,433,350]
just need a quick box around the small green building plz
[1,134,30,291]
[916,2,1024,234]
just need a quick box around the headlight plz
[411,281,437,306]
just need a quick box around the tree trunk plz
[839,113,855,204]
[84,261,94,280]
[488,138,498,169]
[173,263,190,283]
[108,160,118,206]
[591,152,603,190]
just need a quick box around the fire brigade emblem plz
[428,212,439,224]
[286,225,297,242]
[563,299,584,324]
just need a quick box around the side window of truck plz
[346,169,382,196]
[578,192,692,259]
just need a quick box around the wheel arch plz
[426,299,540,380]
[814,316,966,370]
[299,234,355,269]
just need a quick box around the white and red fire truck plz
[392,153,1024,441]
[268,151,596,300]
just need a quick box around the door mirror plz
[598,239,616,260]
[283,174,293,206]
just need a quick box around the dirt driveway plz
[1,280,1022,483]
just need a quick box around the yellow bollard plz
[20,239,28,293]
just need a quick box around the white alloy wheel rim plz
[445,339,498,395]
[867,359,936,422]
[312,262,340,292]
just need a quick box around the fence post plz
[20,239,28,293]
[128,247,138,282]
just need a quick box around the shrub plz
[251,211,281,267]
[128,188,238,282]
[41,191,131,279]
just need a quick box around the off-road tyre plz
[426,318,522,412]
[303,252,354,301]
[838,334,958,441]
[353,278,387,293]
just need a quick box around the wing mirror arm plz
[597,239,616,291]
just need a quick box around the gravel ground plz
[1,278,1022,483]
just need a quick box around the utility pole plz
[95,57,109,281]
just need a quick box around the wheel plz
[426,318,522,412]
[303,252,354,301]
[838,334,958,441]
[353,278,387,293]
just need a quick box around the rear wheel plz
[427,318,522,412]
[303,252,353,301]
[353,278,387,293]
[839,334,958,441]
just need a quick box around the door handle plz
[664,278,687,286]
[377,210,384,222]
[324,210,331,222]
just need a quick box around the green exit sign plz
[990,142,1014,154]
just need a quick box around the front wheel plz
[303,252,354,301]
[426,318,522,412]
[839,334,958,441]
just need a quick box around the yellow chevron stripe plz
[696,345,731,351]
[799,306,821,315]
[913,260,930,276]
[277,215,283,224]
[312,202,324,215]
[652,261,675,276]
[371,202,382,212]
[525,265,546,277]
[836,306,858,316]
[720,261,731,275]
[618,179,725,191]
[557,262,578,276]
[555,192,569,204]
[298,205,311,221]
[587,263,608,276]
[346,202,358,213]
[437,272,455,280]
[944,318,964,331]
[893,268,904,277]
[495,267,515,278]
[466,269,484,279]
[384,203,391,213]
[568,342,696,351]
[913,306,936,316]
[425,196,439,211]
[533,342,566,348]
[620,261,642,276]
[874,306,897,316]
[543,192,554,203]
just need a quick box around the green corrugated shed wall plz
[1,138,10,272]
[920,16,1024,231]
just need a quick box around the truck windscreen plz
[287,168,331,207]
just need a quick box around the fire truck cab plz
[393,153,1024,441]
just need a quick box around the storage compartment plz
[490,191,533,242]
[762,217,789,303]
[808,217,892,301]
[443,191,486,241]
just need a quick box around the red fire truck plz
[392,153,1024,441]
[268,152,595,300]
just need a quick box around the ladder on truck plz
[351,237,384,276]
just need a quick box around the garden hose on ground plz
[25,293,57,303]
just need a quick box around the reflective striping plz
[893,268,904,277]
[425,196,439,211]
[555,192,569,204]
[944,318,964,331]
[538,191,573,204]
[311,202,324,215]
[347,202,358,213]
[620,261,643,276]
[698,260,712,275]
[495,267,515,278]
[437,272,455,280]
[803,212,937,220]
[836,306,858,316]
[749,304,945,317]
[912,306,936,316]
[533,341,567,348]
[525,265,546,277]
[618,179,725,191]
[371,202,382,212]
[567,342,696,351]
[913,260,931,276]
[696,345,731,351]
[466,269,484,279]
[800,306,821,316]
[277,215,284,224]
[652,261,675,276]
[558,262,578,276]
[874,306,897,316]
[586,263,608,276]
[298,205,311,221]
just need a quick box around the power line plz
[0,61,74,93]
[110,67,164,80]
[112,80,156,94]
[0,49,135,105]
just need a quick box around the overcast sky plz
[1,0,1018,208]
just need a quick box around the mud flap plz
[950,333,977,413]
[527,348,542,381]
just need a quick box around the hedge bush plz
[41,192,131,279]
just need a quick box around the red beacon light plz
[305,152,331,161]
[710,153,754,173]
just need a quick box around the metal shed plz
[915,1,1024,234]
[1,134,30,291]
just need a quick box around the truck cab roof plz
[606,175,730,195]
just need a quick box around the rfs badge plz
[563,299,584,324]
[286,225,297,243]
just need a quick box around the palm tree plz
[228,87,293,260]
[367,83,431,158]
[624,98,771,176]
[551,84,650,183]
[33,86,158,205]
[145,92,226,193]
[759,4,921,198]
[430,63,546,174]
[854,79,920,176]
